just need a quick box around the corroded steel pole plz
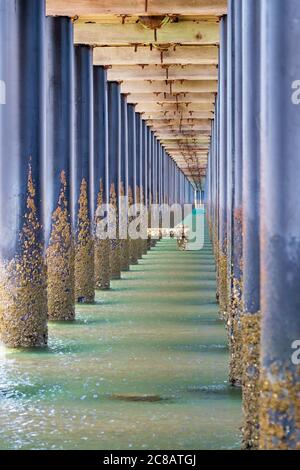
[259,0,300,450]
[73,45,94,303]
[46,16,75,321]
[0,0,48,347]
[229,0,244,386]
[218,17,228,317]
[93,66,111,289]
[120,95,130,272]
[135,113,144,258]
[241,0,261,450]
[127,104,139,264]
[142,121,148,255]
[108,82,121,279]
[226,0,235,381]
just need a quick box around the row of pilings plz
[0,1,195,349]
[207,0,300,451]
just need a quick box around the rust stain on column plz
[0,166,48,347]
[241,312,261,450]
[94,179,110,290]
[128,185,139,265]
[75,178,94,303]
[120,182,130,272]
[109,183,121,279]
[47,171,75,321]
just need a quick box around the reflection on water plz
[0,235,242,450]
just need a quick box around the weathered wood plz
[126,92,216,104]
[94,45,218,65]
[121,80,218,93]
[141,112,214,119]
[46,0,227,16]
[74,21,219,46]
[107,65,218,81]
[135,102,214,112]
[147,119,212,128]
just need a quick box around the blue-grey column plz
[226,0,235,384]
[0,0,47,347]
[94,66,111,289]
[46,16,75,321]
[142,121,148,254]
[241,0,261,450]
[73,45,94,303]
[107,82,121,279]
[127,104,138,263]
[120,96,130,271]
[259,0,300,450]
[147,127,152,249]
[229,0,244,387]
[218,16,228,315]
[135,113,144,258]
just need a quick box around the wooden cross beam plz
[107,65,218,81]
[46,0,227,16]
[75,21,219,46]
[121,80,218,93]
[94,45,218,66]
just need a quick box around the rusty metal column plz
[45,16,75,321]
[108,82,121,279]
[241,0,261,450]
[259,0,300,450]
[120,96,130,272]
[218,16,228,318]
[73,45,94,304]
[0,0,47,347]
[93,66,111,289]
[135,113,143,259]
[229,0,244,386]
[147,127,153,250]
[226,0,236,384]
[142,121,148,255]
[127,104,138,265]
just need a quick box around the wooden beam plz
[142,112,214,119]
[121,80,218,93]
[94,45,218,65]
[135,102,214,112]
[147,119,212,128]
[126,92,216,104]
[107,65,218,81]
[74,21,219,46]
[47,0,227,16]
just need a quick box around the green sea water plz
[0,229,242,450]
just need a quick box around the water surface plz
[0,236,242,450]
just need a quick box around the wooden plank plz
[141,112,214,119]
[94,45,218,65]
[47,0,227,16]
[147,119,212,127]
[135,102,214,112]
[126,92,215,104]
[121,80,218,93]
[74,21,219,46]
[107,65,218,81]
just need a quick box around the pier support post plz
[259,0,300,450]
[0,0,47,347]
[46,16,75,321]
[108,82,121,279]
[120,96,130,272]
[74,45,94,303]
[128,104,139,265]
[241,0,261,449]
[216,16,228,315]
[94,66,110,290]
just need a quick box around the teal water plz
[0,234,242,450]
